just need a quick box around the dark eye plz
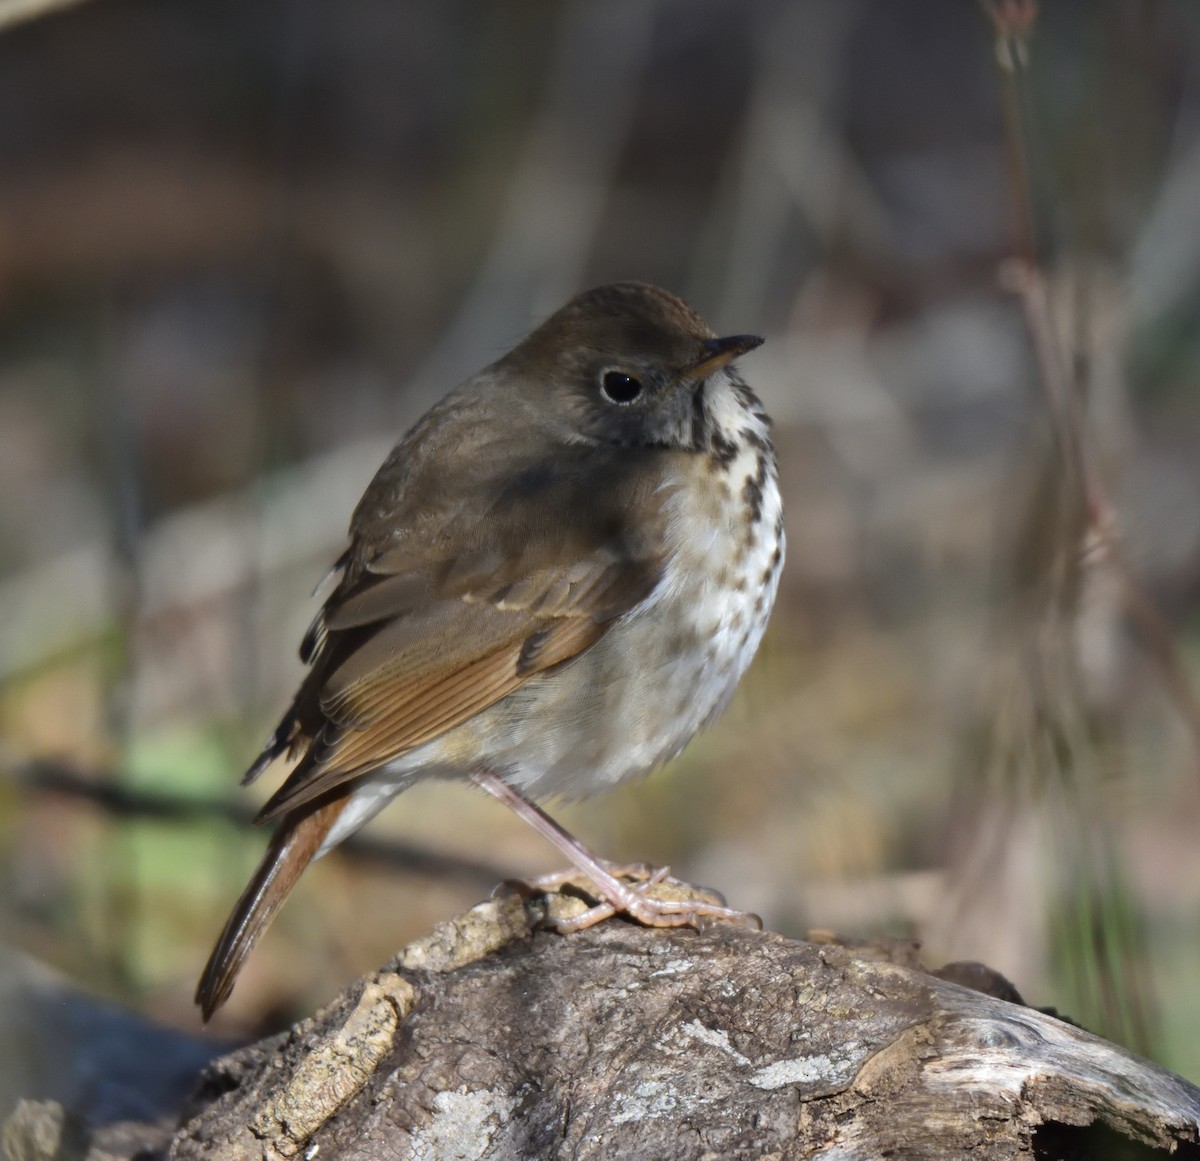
[600,370,643,404]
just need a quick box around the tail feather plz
[195,798,346,1021]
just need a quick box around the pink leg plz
[470,770,758,933]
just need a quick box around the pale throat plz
[701,368,774,458]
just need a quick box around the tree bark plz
[6,884,1200,1160]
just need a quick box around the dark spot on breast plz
[709,429,739,469]
[742,451,769,524]
[742,428,771,454]
[742,476,763,524]
[759,531,784,586]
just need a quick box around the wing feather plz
[248,442,680,824]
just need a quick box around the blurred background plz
[1,0,1199,1088]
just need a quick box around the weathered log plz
[7,882,1200,1160]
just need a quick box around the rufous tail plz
[195,798,345,1022]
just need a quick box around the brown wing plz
[251,439,675,823]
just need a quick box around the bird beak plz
[686,334,764,380]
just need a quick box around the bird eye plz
[600,370,643,404]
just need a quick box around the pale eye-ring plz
[600,370,643,404]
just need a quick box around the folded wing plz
[253,444,674,822]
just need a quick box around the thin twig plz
[979,0,1172,1056]
[980,0,1039,265]
[985,1,1200,763]
[6,759,508,888]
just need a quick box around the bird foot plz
[527,860,660,893]
[518,863,762,934]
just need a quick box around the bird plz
[195,281,784,1020]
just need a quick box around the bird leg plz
[527,860,664,891]
[469,770,759,933]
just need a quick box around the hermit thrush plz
[196,282,783,1019]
